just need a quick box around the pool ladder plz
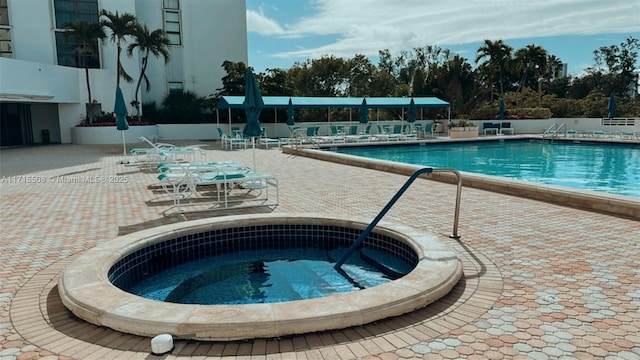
[334,167,463,270]
[543,123,566,140]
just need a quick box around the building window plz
[53,0,100,68]
[163,0,181,45]
[168,82,183,94]
[0,0,11,58]
[164,11,181,45]
[163,0,179,9]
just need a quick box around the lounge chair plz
[376,124,400,141]
[157,160,249,174]
[620,131,639,140]
[400,124,417,140]
[132,136,206,164]
[157,166,279,213]
[566,129,579,137]
[217,127,247,150]
[329,125,346,143]
[257,127,281,149]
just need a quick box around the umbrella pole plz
[252,137,256,171]
[118,130,130,164]
[121,130,126,156]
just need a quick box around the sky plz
[246,0,640,76]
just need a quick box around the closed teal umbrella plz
[286,98,296,138]
[359,99,368,124]
[607,93,617,118]
[286,98,295,126]
[407,98,416,123]
[114,86,129,159]
[242,70,264,171]
[499,99,505,120]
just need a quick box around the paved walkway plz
[1,143,639,360]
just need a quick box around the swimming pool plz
[336,140,640,198]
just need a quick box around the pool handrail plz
[334,167,463,269]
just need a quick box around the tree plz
[475,39,513,103]
[513,44,547,112]
[431,55,475,118]
[127,24,170,119]
[100,10,138,88]
[62,21,106,105]
[217,60,249,96]
[591,36,639,100]
[346,54,375,97]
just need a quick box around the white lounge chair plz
[132,137,206,165]
[257,128,281,149]
[156,167,278,213]
[157,160,249,174]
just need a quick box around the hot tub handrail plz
[334,167,462,270]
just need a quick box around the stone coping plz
[58,213,463,341]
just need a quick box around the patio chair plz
[217,127,247,150]
[422,123,433,138]
[500,122,515,135]
[482,122,499,135]
[376,124,400,141]
[400,124,417,140]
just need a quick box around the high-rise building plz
[0,0,248,145]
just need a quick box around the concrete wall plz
[135,0,248,106]
[8,0,57,64]
[67,118,639,144]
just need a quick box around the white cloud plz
[269,0,640,60]
[246,9,285,36]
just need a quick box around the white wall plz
[8,0,57,64]
[181,0,248,97]
[0,58,80,102]
[135,0,249,107]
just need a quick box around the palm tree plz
[99,10,138,88]
[127,24,170,119]
[513,44,547,112]
[475,39,512,103]
[62,21,106,104]
[546,55,563,79]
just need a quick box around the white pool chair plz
[156,167,278,214]
[157,161,249,174]
[132,137,206,165]
[217,128,247,150]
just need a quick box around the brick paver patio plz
[1,143,639,359]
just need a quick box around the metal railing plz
[542,123,566,139]
[334,167,463,270]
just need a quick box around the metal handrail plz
[542,123,558,138]
[334,167,463,270]
[542,123,565,140]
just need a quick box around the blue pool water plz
[129,248,412,305]
[336,140,640,197]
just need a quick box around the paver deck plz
[1,142,639,359]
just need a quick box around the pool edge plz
[282,145,640,220]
